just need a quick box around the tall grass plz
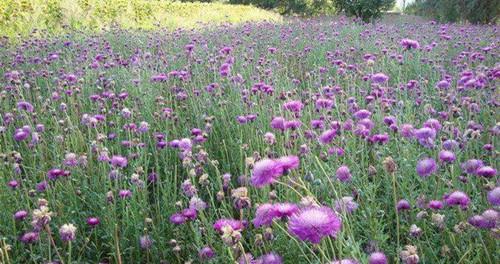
[0,0,281,39]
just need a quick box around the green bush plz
[334,0,395,22]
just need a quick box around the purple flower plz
[315,98,334,110]
[110,155,128,168]
[182,208,197,220]
[118,189,132,199]
[255,252,283,264]
[20,232,39,244]
[438,150,456,163]
[331,259,359,264]
[139,235,153,249]
[87,217,100,227]
[17,101,34,112]
[416,158,437,178]
[334,197,358,214]
[284,120,302,130]
[8,180,19,189]
[353,109,371,119]
[400,124,415,138]
[487,187,500,206]
[400,38,420,50]
[170,213,187,225]
[319,129,337,145]
[270,117,286,131]
[476,166,496,178]
[461,159,484,174]
[253,203,278,228]
[273,203,299,218]
[428,200,443,210]
[469,209,498,229]
[14,130,29,141]
[369,252,388,264]
[276,155,300,171]
[444,191,470,210]
[336,165,352,182]
[288,206,342,244]
[213,218,244,233]
[59,224,77,242]
[436,80,451,89]
[14,210,28,221]
[283,100,304,112]
[250,159,284,188]
[371,73,389,83]
[396,199,411,211]
[199,246,215,261]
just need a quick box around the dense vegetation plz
[0,0,281,39]
[406,0,499,24]
[0,14,498,264]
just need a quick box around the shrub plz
[334,0,395,22]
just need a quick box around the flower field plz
[0,15,498,264]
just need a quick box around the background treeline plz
[405,0,499,24]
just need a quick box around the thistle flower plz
[250,159,283,188]
[20,232,39,244]
[371,73,389,83]
[118,189,132,199]
[369,252,388,264]
[336,165,352,182]
[319,129,337,145]
[288,206,342,244]
[487,187,500,206]
[400,245,419,264]
[110,155,128,168]
[444,191,470,210]
[283,100,303,113]
[253,203,277,228]
[438,150,456,163]
[32,206,53,229]
[428,200,444,210]
[400,39,420,50]
[331,259,359,264]
[461,159,483,174]
[14,210,28,221]
[198,246,215,261]
[397,199,411,211]
[170,213,186,225]
[213,218,244,233]
[255,252,283,264]
[334,196,359,214]
[87,217,100,227]
[59,224,77,242]
[139,235,153,249]
[416,158,437,178]
[273,203,298,218]
[476,166,496,178]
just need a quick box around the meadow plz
[0,12,499,264]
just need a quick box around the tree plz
[334,0,396,22]
[406,0,498,24]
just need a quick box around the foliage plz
[333,0,396,22]
[405,0,499,24]
[0,0,281,39]
[228,0,335,15]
